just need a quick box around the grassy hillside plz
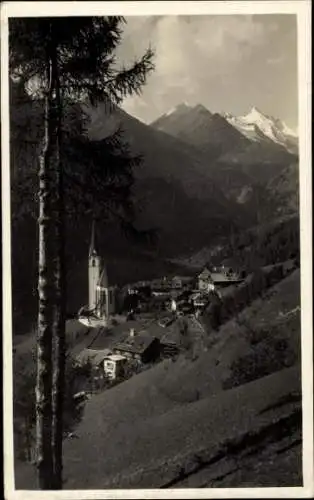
[15,365,302,490]
[15,267,301,489]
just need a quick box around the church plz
[78,222,116,327]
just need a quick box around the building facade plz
[113,330,160,364]
[197,267,214,291]
[81,221,117,325]
[103,354,127,380]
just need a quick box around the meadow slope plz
[14,269,301,489]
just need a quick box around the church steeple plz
[87,218,116,321]
[88,219,101,312]
[89,218,97,258]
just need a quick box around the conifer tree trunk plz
[36,51,55,489]
[51,42,66,488]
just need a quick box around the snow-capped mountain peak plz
[224,107,298,154]
[165,102,191,117]
[244,106,269,122]
[152,102,214,133]
[152,103,298,155]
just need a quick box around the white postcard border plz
[1,2,312,499]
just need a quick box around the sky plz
[117,15,298,131]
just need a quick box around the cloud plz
[145,15,269,81]
[118,15,297,129]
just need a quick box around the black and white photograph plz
[1,1,313,498]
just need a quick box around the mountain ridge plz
[151,102,298,156]
[151,103,249,159]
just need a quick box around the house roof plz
[66,318,90,335]
[151,290,171,298]
[198,268,211,279]
[210,272,241,283]
[69,324,110,359]
[113,332,158,355]
[76,348,112,366]
[65,319,92,347]
[160,326,180,346]
[144,322,172,340]
[88,319,149,351]
[150,278,170,288]
[104,354,127,363]
[171,275,193,283]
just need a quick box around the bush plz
[223,336,298,390]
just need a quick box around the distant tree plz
[122,292,139,313]
[204,293,222,331]
[176,317,193,352]
[9,17,154,489]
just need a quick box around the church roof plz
[89,219,98,257]
[97,266,109,288]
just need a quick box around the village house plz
[190,291,209,309]
[197,265,244,291]
[112,328,161,364]
[170,275,193,289]
[209,265,243,287]
[73,347,113,390]
[103,354,127,380]
[75,347,112,372]
[197,267,215,292]
[150,277,171,291]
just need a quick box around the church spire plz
[89,218,97,257]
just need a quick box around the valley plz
[11,89,301,491]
